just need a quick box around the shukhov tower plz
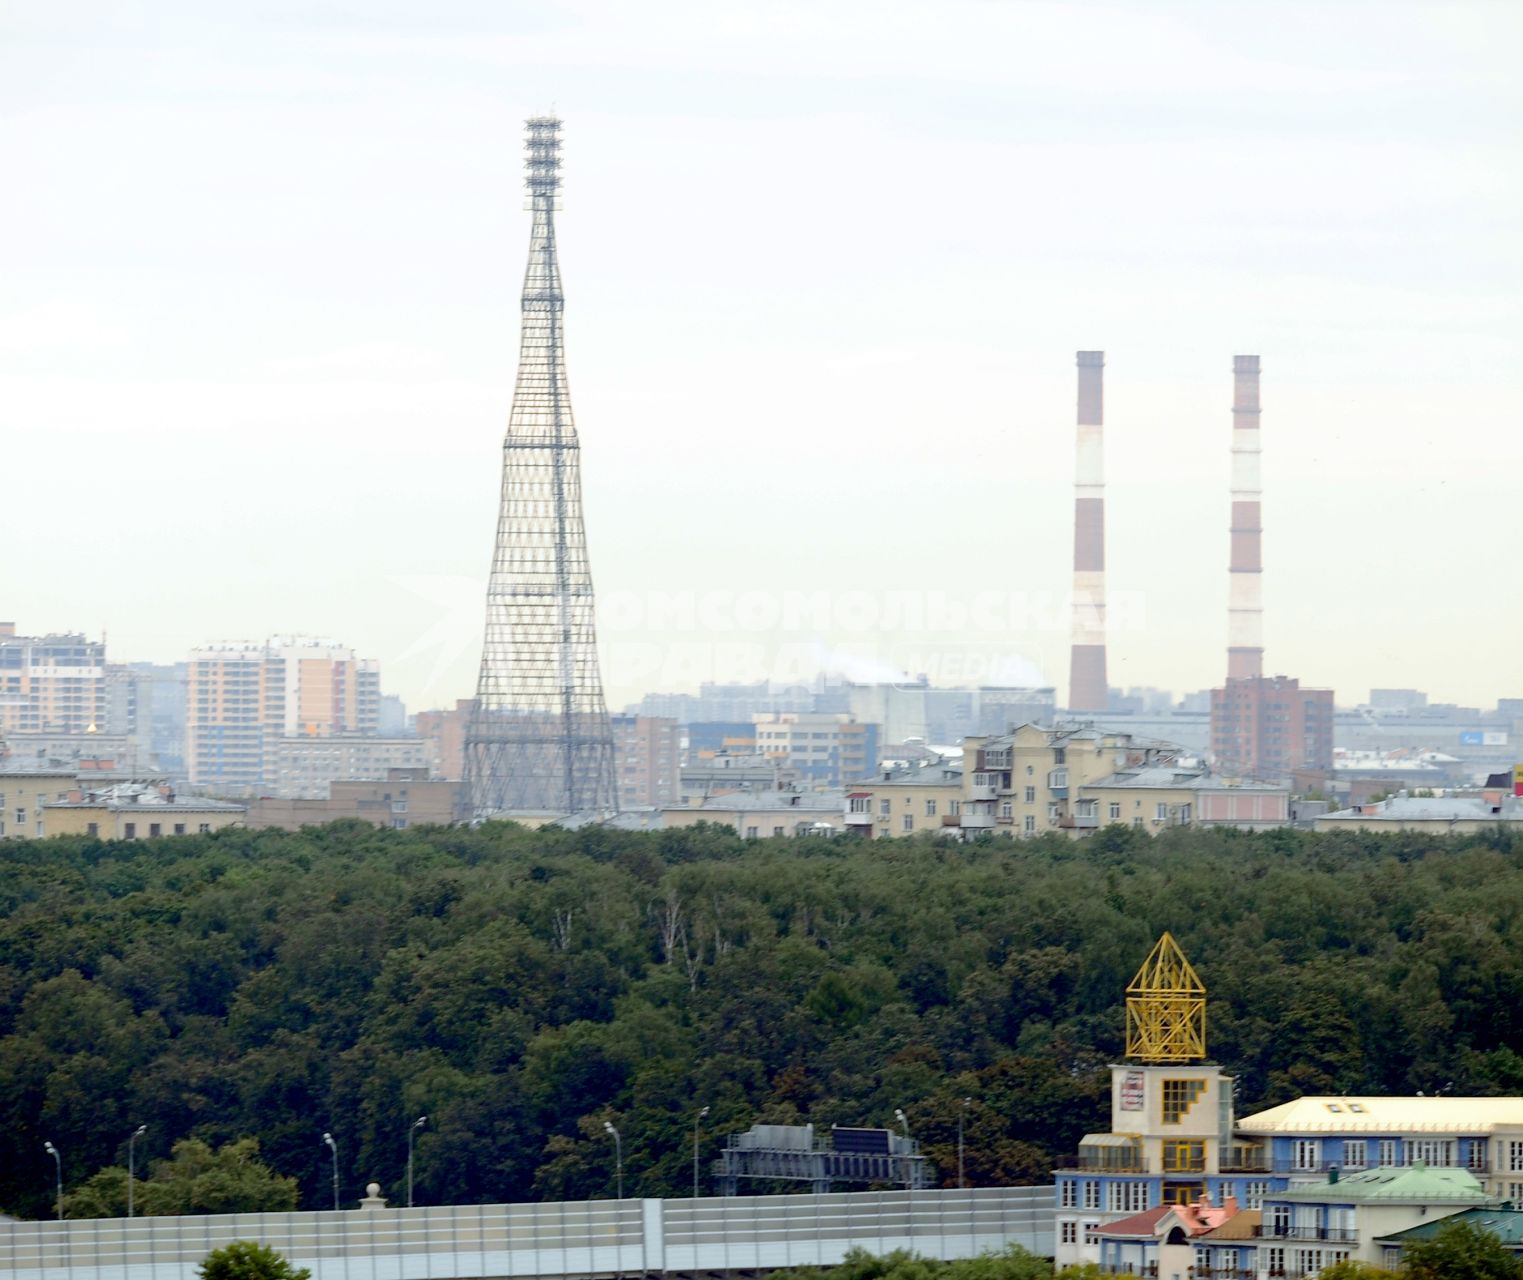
[460,117,617,820]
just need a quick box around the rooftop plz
[850,759,963,788]
[1273,1164,1490,1204]
[1238,1095,1523,1135]
[1320,793,1521,823]
[1083,765,1283,792]
[1376,1207,1523,1248]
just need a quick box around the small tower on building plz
[1125,931,1207,1063]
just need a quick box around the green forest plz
[2,818,1522,1220]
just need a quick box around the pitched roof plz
[1199,1209,1262,1241]
[1274,1165,1491,1204]
[1093,1206,1170,1237]
[1237,1095,1523,1135]
[1376,1207,1523,1247]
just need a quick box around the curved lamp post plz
[322,1132,339,1211]
[692,1106,709,1198]
[43,1142,62,1220]
[128,1125,147,1218]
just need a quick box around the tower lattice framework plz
[460,116,617,820]
[1124,931,1207,1063]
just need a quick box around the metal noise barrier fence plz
[1,1186,1055,1280]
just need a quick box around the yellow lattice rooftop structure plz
[1125,931,1206,1063]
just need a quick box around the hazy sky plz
[3,1,1520,715]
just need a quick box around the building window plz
[86,822,98,837]
[1264,1246,1284,1274]
[1082,1222,1100,1245]
[1510,1141,1523,1173]
[174,823,186,835]
[949,800,960,816]
[773,826,785,837]
[1162,1078,1206,1123]
[1468,1141,1488,1171]
[198,824,211,834]
[745,826,758,838]
[1294,1139,1321,1171]
[901,814,914,832]
[879,799,891,816]
[1109,802,1121,820]
[1082,1180,1100,1209]
[1024,786,1035,802]
[1270,1204,1291,1236]
[925,799,936,816]
[1411,1139,1453,1167]
[1242,1180,1270,1209]
[1380,1139,1399,1167]
[1060,1221,1076,1244]
[1342,1140,1366,1169]
[1060,1180,1076,1208]
[13,809,22,826]
[124,822,136,839]
[1023,815,1035,834]
[1132,817,1144,827]
[149,823,161,837]
[392,818,408,830]
[1155,802,1168,821]
[1000,801,1013,820]
[1163,1140,1205,1173]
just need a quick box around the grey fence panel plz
[1,1186,1053,1280]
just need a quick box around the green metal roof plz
[1376,1207,1523,1247]
[1275,1164,1492,1204]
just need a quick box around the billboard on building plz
[1460,731,1510,746]
[1515,764,1523,798]
[1120,1070,1145,1111]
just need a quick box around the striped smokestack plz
[1228,354,1264,680]
[1069,350,1108,711]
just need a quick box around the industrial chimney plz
[1228,355,1264,680]
[1069,351,1108,711]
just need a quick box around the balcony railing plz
[1254,1224,1358,1242]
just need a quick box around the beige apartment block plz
[246,769,458,830]
[0,771,78,839]
[844,759,966,838]
[42,783,245,839]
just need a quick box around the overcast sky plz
[3,1,1520,715]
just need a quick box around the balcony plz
[961,808,995,829]
[844,810,873,826]
[1254,1225,1358,1242]
[968,782,997,801]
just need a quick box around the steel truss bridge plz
[1,1186,1053,1280]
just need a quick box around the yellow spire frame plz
[1125,932,1206,1063]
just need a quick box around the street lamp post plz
[128,1125,147,1218]
[43,1142,62,1220]
[958,1098,970,1189]
[602,1121,623,1200]
[893,1109,911,1190]
[322,1132,339,1211]
[692,1106,709,1198]
[407,1115,427,1209]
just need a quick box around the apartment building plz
[753,712,877,788]
[245,768,457,831]
[271,735,438,800]
[845,759,965,838]
[610,714,680,807]
[41,783,246,838]
[0,771,78,839]
[187,638,382,792]
[0,625,106,735]
[1211,674,1334,780]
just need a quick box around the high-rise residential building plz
[186,637,381,792]
[415,699,475,781]
[610,714,680,808]
[1210,675,1334,780]
[0,624,106,736]
[753,712,878,788]
[271,735,438,800]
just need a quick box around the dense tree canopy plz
[0,817,1520,1217]
[197,1241,310,1280]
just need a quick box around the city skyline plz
[3,3,1519,714]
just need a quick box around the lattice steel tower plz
[460,116,617,820]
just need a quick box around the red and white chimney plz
[1069,351,1108,711]
[1228,355,1264,680]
